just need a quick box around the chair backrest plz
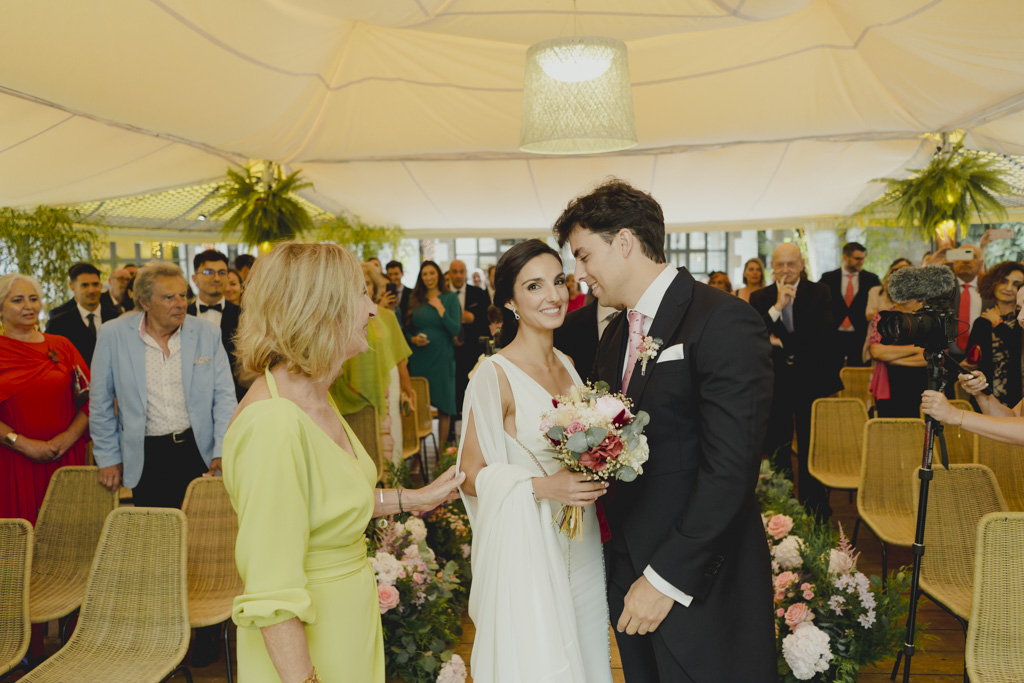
[0,519,32,676]
[933,400,977,464]
[808,398,868,489]
[967,512,1024,682]
[916,465,1007,608]
[975,435,1024,512]
[45,508,188,676]
[181,478,242,599]
[401,401,421,459]
[858,419,926,519]
[344,404,383,483]
[954,382,971,403]
[33,466,118,582]
[410,377,432,433]
[839,367,872,407]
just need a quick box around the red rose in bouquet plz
[579,434,624,471]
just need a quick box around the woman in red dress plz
[1,274,90,526]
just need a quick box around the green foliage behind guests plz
[0,206,104,307]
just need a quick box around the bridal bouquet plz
[539,381,651,539]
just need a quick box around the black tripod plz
[890,349,953,682]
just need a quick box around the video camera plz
[876,266,959,353]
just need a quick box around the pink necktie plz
[622,310,645,393]
[841,274,854,329]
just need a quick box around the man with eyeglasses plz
[100,267,134,315]
[187,249,244,400]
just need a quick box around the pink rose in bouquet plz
[594,395,631,425]
[378,584,400,614]
[784,602,815,628]
[565,420,586,436]
[765,514,794,540]
[580,434,624,471]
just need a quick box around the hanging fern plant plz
[212,163,314,246]
[860,140,1013,246]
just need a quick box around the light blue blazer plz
[90,313,238,489]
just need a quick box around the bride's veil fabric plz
[456,357,587,682]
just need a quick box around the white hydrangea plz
[782,622,833,680]
[773,535,804,570]
[437,654,468,683]
[461,543,472,559]
[369,551,403,585]
[828,549,855,575]
[405,516,428,542]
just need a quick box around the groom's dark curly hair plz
[552,178,666,264]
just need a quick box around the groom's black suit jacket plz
[596,268,777,682]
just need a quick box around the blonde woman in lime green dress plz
[223,243,465,683]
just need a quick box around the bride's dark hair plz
[493,239,564,348]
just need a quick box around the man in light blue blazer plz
[90,261,237,508]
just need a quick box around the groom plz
[554,181,777,682]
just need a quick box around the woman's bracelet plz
[299,667,321,683]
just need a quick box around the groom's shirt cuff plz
[643,565,693,607]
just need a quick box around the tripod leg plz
[890,650,903,680]
[881,540,888,582]
[852,517,861,546]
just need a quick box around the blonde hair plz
[362,263,388,303]
[0,273,43,307]
[235,242,364,381]
[134,261,186,303]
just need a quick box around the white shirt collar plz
[77,302,100,323]
[957,277,975,288]
[198,296,226,308]
[631,265,677,320]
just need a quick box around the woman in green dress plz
[405,260,461,445]
[222,243,464,683]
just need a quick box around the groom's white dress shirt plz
[622,264,694,608]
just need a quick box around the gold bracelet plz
[299,667,321,683]
[958,409,966,438]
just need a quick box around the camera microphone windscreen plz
[886,265,957,303]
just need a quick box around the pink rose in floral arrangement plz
[539,415,555,435]
[776,608,785,618]
[378,584,400,614]
[784,602,814,628]
[565,420,586,436]
[594,395,629,422]
[774,571,798,591]
[579,434,624,471]
[413,572,425,584]
[765,514,794,540]
[803,590,814,600]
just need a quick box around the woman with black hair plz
[966,260,1024,408]
[405,260,461,445]
[456,239,612,683]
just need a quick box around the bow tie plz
[199,303,223,313]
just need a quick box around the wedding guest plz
[1,273,91,525]
[707,271,732,293]
[385,260,412,320]
[368,257,382,272]
[819,242,880,368]
[864,258,913,323]
[867,298,926,417]
[449,259,491,416]
[45,262,119,366]
[124,263,139,279]
[471,269,484,289]
[222,242,463,683]
[406,261,461,446]
[234,254,256,282]
[949,244,990,362]
[735,257,766,302]
[224,268,244,308]
[187,249,244,399]
[90,261,237,508]
[965,261,1024,408]
[553,297,619,383]
[565,273,587,311]
[330,263,414,463]
[486,264,496,300]
[101,268,134,315]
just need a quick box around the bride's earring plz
[512,307,520,321]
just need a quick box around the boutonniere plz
[637,336,663,376]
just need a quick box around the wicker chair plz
[410,376,438,480]
[856,418,925,577]
[0,519,32,679]
[19,508,192,683]
[975,435,1024,512]
[182,478,243,683]
[966,512,1024,682]
[29,466,118,639]
[839,367,872,410]
[922,399,975,465]
[401,398,426,477]
[917,464,1007,632]
[344,404,384,483]
[807,397,868,495]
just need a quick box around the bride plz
[456,239,613,683]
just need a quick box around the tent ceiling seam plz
[525,159,544,219]
[940,91,1024,134]
[747,142,792,216]
[0,114,74,156]
[401,161,449,221]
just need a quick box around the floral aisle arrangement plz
[368,514,466,683]
[423,446,473,594]
[756,462,917,682]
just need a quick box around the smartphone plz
[944,350,993,395]
[385,283,398,296]
[946,247,976,261]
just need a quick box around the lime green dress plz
[223,370,384,683]
[331,308,412,416]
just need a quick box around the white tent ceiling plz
[1,0,1023,235]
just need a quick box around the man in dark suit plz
[386,260,413,321]
[553,296,620,384]
[751,243,842,520]
[45,262,119,366]
[819,241,880,367]
[448,259,491,416]
[99,267,134,315]
[186,249,244,401]
[556,180,776,683]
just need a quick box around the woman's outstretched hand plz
[412,466,466,512]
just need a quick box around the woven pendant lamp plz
[520,36,637,155]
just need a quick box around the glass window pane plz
[455,238,477,255]
[434,243,450,263]
[479,238,497,253]
[707,252,726,272]
[689,231,705,250]
[689,252,706,272]
[707,232,726,250]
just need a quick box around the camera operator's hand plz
[921,390,959,424]
[959,371,989,397]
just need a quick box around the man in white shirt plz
[45,262,118,366]
[187,249,244,399]
[449,259,491,414]
[949,244,991,361]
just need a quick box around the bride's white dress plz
[456,351,612,683]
